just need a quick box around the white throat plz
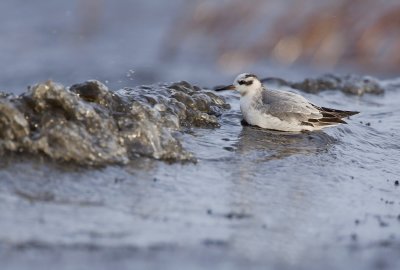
[239,83,262,97]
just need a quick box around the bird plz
[215,73,359,132]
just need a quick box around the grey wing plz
[260,88,322,123]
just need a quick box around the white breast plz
[240,95,277,127]
[239,94,254,121]
[240,95,306,131]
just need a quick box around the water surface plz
[1,77,399,270]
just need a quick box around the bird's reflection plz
[235,123,337,162]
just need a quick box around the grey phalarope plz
[216,73,359,132]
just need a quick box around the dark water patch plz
[224,211,252,220]
[0,80,230,165]
[202,239,229,247]
[14,189,55,203]
[234,126,337,162]
[14,189,103,207]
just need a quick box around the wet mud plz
[0,80,229,165]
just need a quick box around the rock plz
[262,74,385,95]
[0,80,230,165]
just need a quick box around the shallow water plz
[1,76,400,270]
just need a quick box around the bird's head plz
[215,73,262,96]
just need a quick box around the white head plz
[215,73,262,96]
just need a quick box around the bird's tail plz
[308,105,359,127]
[318,106,359,118]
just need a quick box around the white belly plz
[240,96,306,132]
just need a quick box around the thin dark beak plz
[214,84,236,91]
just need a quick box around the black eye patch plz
[238,80,253,86]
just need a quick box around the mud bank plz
[0,81,229,165]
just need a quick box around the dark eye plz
[238,80,253,86]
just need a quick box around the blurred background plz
[1,0,399,93]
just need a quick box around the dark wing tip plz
[317,106,360,118]
[347,111,360,116]
[309,117,347,125]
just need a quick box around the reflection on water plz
[236,125,336,162]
